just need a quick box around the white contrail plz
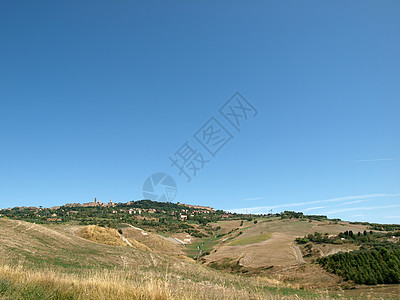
[353,158,395,162]
[229,193,400,214]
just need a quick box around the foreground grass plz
[0,263,331,300]
[0,264,181,300]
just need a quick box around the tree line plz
[318,246,400,285]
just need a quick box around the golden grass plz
[127,238,152,252]
[0,263,328,300]
[0,264,183,300]
[122,227,186,257]
[78,225,126,246]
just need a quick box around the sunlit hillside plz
[0,219,327,300]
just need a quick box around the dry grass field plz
[203,218,372,289]
[206,218,370,265]
[2,217,399,299]
[120,225,188,258]
[0,218,329,299]
[78,225,127,246]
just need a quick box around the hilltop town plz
[0,199,228,227]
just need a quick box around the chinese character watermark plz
[141,91,258,200]
[170,91,257,182]
[219,92,258,132]
[194,117,233,157]
[169,141,210,182]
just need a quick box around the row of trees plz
[279,211,331,221]
[318,246,400,285]
[370,224,400,231]
[296,230,379,245]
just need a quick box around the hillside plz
[202,218,369,287]
[1,202,400,299]
[0,218,324,299]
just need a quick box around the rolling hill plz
[0,218,325,299]
[1,203,400,299]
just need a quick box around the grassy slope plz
[201,218,375,292]
[206,218,371,266]
[229,233,272,246]
[121,226,186,258]
[0,219,324,299]
[78,225,127,246]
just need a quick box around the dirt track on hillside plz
[206,219,369,268]
[205,232,303,267]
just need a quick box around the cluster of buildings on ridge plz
[0,198,229,222]
[64,198,116,208]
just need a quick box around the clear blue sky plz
[0,1,399,223]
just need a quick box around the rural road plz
[128,225,185,247]
[119,234,133,247]
[165,237,186,246]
